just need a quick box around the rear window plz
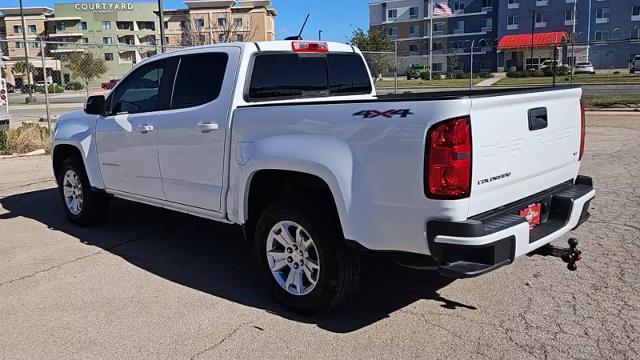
[577,62,591,66]
[247,53,371,101]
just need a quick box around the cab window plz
[112,60,166,114]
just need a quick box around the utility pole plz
[469,39,475,90]
[157,0,166,52]
[318,30,322,41]
[428,0,433,84]
[570,0,577,84]
[530,10,536,71]
[19,0,33,102]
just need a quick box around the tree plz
[11,60,35,77]
[66,52,107,96]
[180,12,258,47]
[348,27,392,79]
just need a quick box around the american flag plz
[433,2,453,16]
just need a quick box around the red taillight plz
[579,100,585,160]
[425,117,472,199]
[291,41,328,53]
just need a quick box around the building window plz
[634,26,640,39]
[218,33,226,42]
[507,0,519,9]
[217,18,226,27]
[596,8,610,23]
[535,12,548,26]
[433,41,444,51]
[594,30,608,41]
[565,10,574,21]
[453,2,464,13]
[634,6,640,17]
[101,21,111,30]
[78,22,87,30]
[30,42,39,48]
[482,0,493,8]
[196,18,205,28]
[15,42,22,48]
[387,26,397,39]
[234,18,242,27]
[481,18,492,30]
[409,7,419,19]
[235,33,243,41]
[507,15,519,29]
[433,22,444,34]
[80,38,88,43]
[409,44,419,53]
[56,22,65,31]
[103,37,113,45]
[164,21,169,29]
[13,25,21,33]
[105,53,114,61]
[453,20,464,34]
[433,63,443,72]
[387,9,397,20]
[28,24,37,33]
[409,24,419,37]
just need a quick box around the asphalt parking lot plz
[1,112,639,359]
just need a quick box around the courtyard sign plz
[73,2,135,13]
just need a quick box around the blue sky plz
[14,0,369,42]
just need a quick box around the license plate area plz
[519,202,542,229]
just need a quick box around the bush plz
[542,66,570,77]
[65,81,84,90]
[3,123,51,155]
[419,72,444,80]
[47,83,65,93]
[479,72,495,78]
[0,130,7,153]
[507,70,527,78]
[529,69,545,77]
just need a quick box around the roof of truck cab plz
[164,40,356,55]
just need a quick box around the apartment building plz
[497,0,640,70]
[369,0,499,75]
[163,0,276,47]
[0,6,60,87]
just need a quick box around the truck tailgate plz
[468,87,583,216]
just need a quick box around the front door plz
[156,48,239,211]
[96,58,171,200]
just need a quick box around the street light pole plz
[157,0,166,52]
[570,0,577,84]
[19,0,33,102]
[429,0,433,84]
[318,30,322,41]
[469,39,475,90]
[38,35,50,135]
[530,10,536,71]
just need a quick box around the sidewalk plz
[475,72,506,87]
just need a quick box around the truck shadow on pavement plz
[0,187,476,333]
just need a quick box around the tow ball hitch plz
[533,238,583,271]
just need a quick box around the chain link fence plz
[1,38,639,127]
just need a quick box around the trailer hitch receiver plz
[533,238,582,271]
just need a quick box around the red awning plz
[498,32,569,50]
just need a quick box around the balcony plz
[535,21,547,28]
[633,14,640,22]
[564,19,575,26]
[507,2,519,9]
[116,21,134,31]
[595,17,609,24]
[507,24,519,30]
[536,0,548,6]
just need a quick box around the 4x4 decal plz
[353,109,414,119]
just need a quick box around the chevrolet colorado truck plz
[52,40,595,313]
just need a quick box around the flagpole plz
[429,0,433,84]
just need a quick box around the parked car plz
[574,62,595,74]
[65,82,84,90]
[630,55,640,74]
[539,60,563,69]
[101,79,119,90]
[52,40,595,314]
[406,64,429,80]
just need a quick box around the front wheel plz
[254,199,361,314]
[57,157,108,226]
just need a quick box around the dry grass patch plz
[0,123,51,155]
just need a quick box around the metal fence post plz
[394,42,398,94]
[40,38,51,134]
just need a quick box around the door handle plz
[135,124,154,134]
[196,122,219,133]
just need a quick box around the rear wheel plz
[57,157,108,226]
[254,199,361,314]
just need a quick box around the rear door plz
[468,87,583,216]
[156,48,239,211]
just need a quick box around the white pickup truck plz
[52,40,595,313]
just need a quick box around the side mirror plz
[84,95,105,115]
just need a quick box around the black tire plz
[254,199,361,314]
[57,156,108,226]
